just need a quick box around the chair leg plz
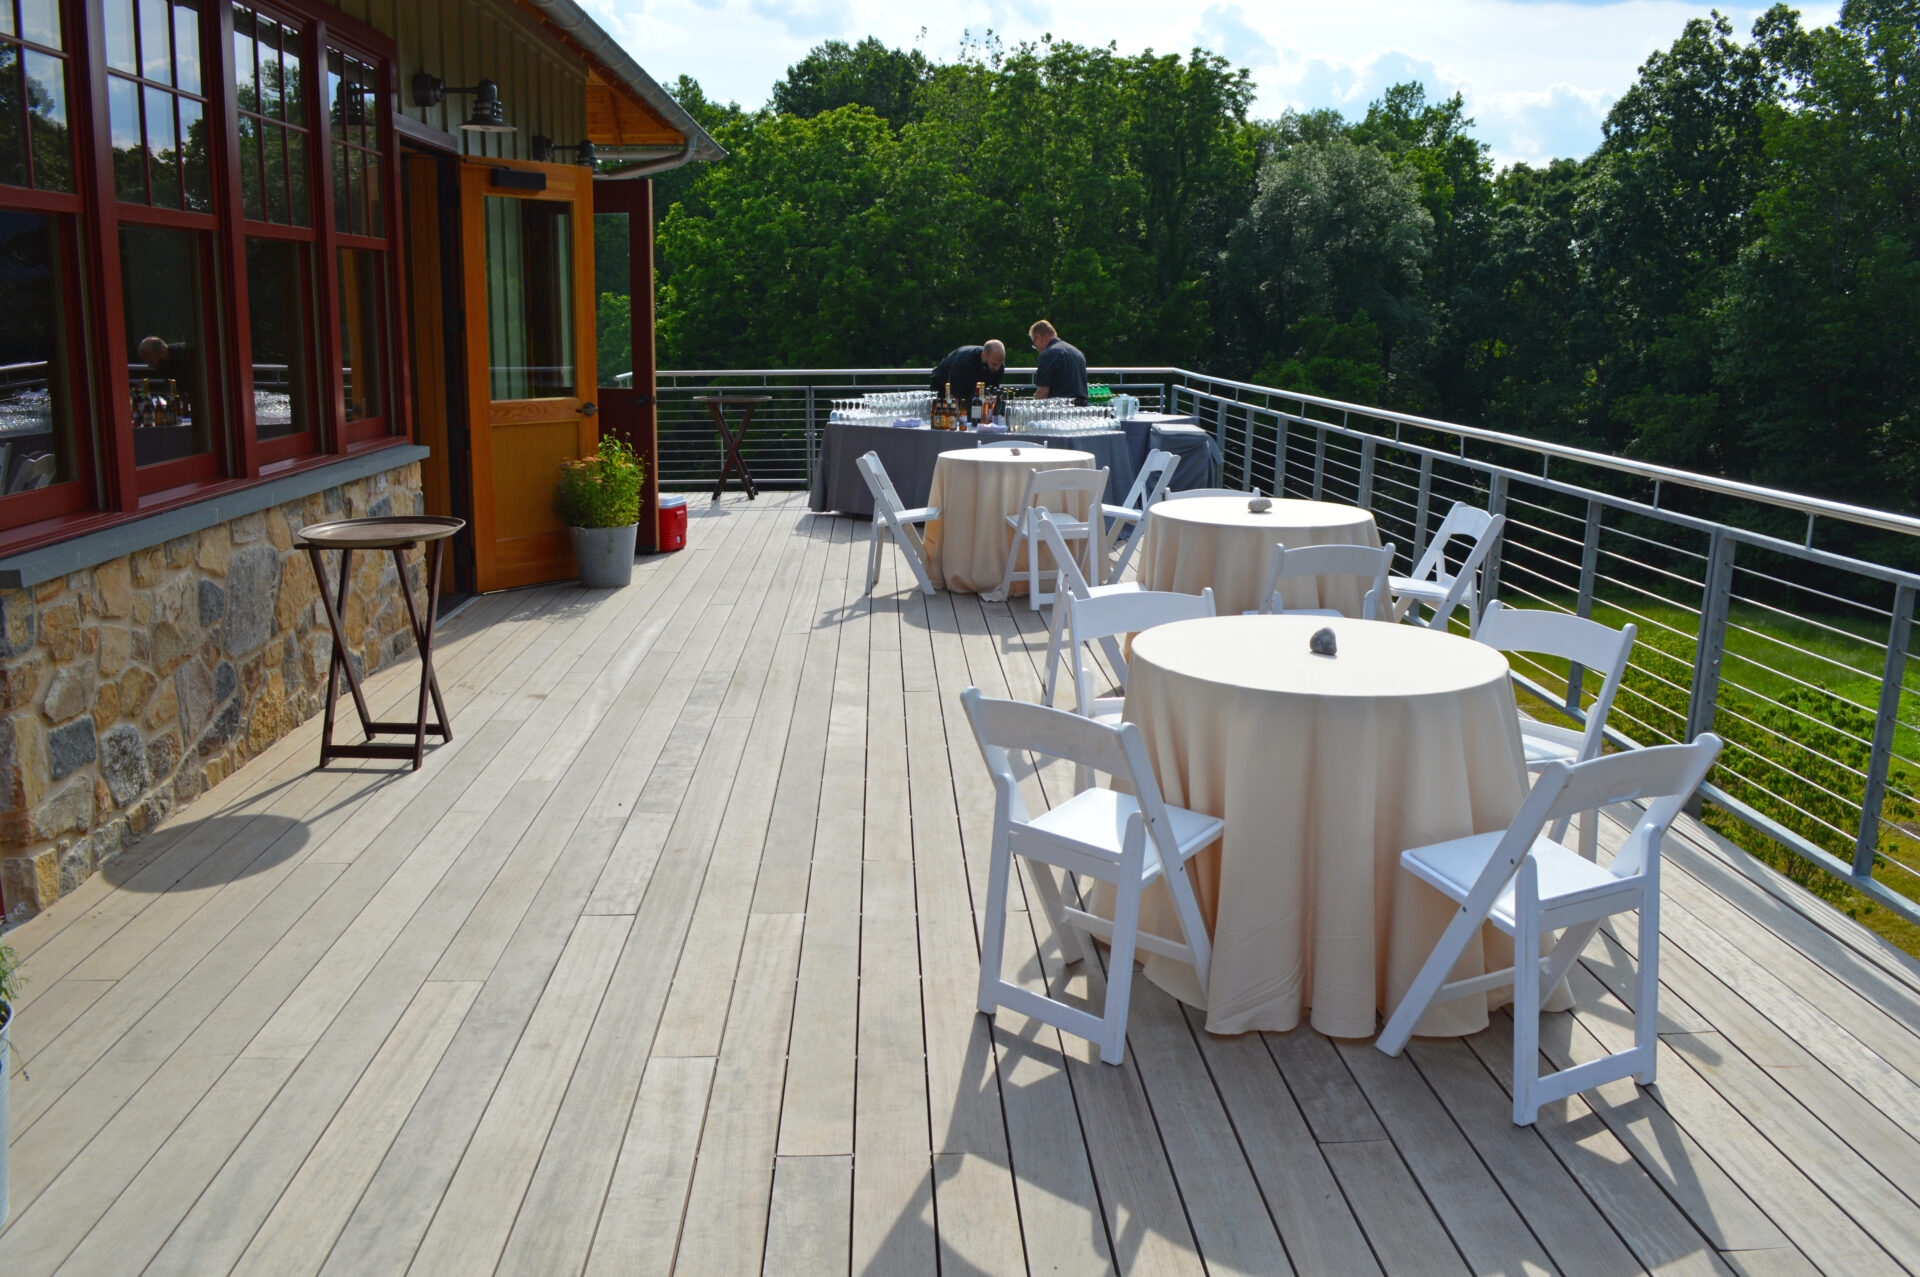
[992,525,1025,601]
[976,835,1016,1015]
[1378,893,1488,1056]
[1043,593,1070,705]
[1512,858,1543,1125]
[1635,895,1660,1084]
[1024,859,1086,967]
[1028,523,1046,610]
[867,522,884,595]
[1097,877,1143,1065]
[899,523,937,597]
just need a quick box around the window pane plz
[138,0,170,82]
[119,223,211,464]
[0,48,23,187]
[326,47,341,141]
[258,16,279,118]
[0,0,13,37]
[20,0,59,49]
[336,247,382,422]
[236,111,260,217]
[178,94,206,209]
[230,3,252,101]
[346,144,363,235]
[23,51,71,192]
[108,74,145,202]
[171,0,197,93]
[288,127,307,226]
[281,34,302,122]
[246,237,310,439]
[364,152,380,237]
[105,0,136,72]
[143,83,177,207]
[330,132,346,232]
[263,121,285,222]
[0,212,80,492]
[594,212,631,388]
[485,196,575,400]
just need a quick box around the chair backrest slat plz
[856,452,908,520]
[1164,488,1247,501]
[1410,501,1498,583]
[1034,508,1095,599]
[1474,601,1638,763]
[1261,542,1396,618]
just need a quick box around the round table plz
[1118,614,1532,1038]
[925,447,1096,594]
[297,516,465,770]
[1137,497,1381,617]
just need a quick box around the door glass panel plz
[246,237,310,439]
[105,0,136,71]
[593,211,629,388]
[24,50,72,192]
[0,211,82,492]
[18,0,56,44]
[484,195,574,400]
[119,222,211,465]
[137,0,169,81]
[336,245,383,422]
[108,73,143,200]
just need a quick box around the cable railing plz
[645,365,1920,929]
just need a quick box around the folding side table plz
[296,515,465,769]
[693,393,772,499]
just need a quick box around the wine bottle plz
[970,382,984,426]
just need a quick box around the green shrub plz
[0,938,22,1016]
[555,435,644,529]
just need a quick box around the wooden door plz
[460,157,598,592]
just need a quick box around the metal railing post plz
[1410,454,1434,570]
[1566,499,1604,712]
[1312,427,1328,501]
[805,386,817,480]
[1358,437,1377,511]
[1686,529,1737,743]
[1273,414,1290,498]
[1240,402,1255,491]
[1855,584,1915,877]
[1480,474,1510,614]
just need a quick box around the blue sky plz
[593,0,1836,167]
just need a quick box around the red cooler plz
[657,494,688,551]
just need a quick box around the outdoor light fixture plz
[531,134,599,168]
[411,73,515,133]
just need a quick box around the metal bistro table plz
[297,515,465,770]
[694,394,773,500]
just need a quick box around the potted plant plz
[555,435,645,589]
[1,934,21,1229]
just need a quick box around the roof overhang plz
[511,0,726,170]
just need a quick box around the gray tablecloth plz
[810,423,1139,516]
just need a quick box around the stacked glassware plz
[827,391,936,425]
[1003,401,1114,435]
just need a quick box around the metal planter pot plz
[570,523,638,589]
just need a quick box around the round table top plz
[1149,496,1377,534]
[297,515,467,549]
[937,447,1095,468]
[1130,614,1510,701]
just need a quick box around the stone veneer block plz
[0,460,426,920]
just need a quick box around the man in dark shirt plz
[929,340,1005,400]
[1029,320,1089,403]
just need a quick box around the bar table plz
[296,515,465,769]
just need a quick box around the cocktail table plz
[296,515,465,769]
[694,394,772,500]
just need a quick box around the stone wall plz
[0,461,427,920]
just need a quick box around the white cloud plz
[586,0,1841,165]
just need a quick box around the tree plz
[770,38,934,126]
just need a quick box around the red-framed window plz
[0,0,406,541]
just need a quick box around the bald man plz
[929,339,1006,402]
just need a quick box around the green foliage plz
[0,938,22,1010]
[770,37,934,126]
[554,435,644,529]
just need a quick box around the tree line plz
[623,1,1920,513]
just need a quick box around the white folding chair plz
[855,451,939,597]
[960,687,1222,1065]
[993,467,1109,610]
[1377,734,1722,1125]
[1251,541,1396,620]
[1035,508,1139,706]
[1391,502,1505,631]
[1475,601,1638,845]
[1104,448,1177,581]
[8,453,54,495]
[1065,587,1215,758]
[1163,488,1247,500]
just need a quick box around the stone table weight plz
[296,515,465,769]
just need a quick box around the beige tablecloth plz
[1137,497,1380,617]
[925,448,1096,594]
[1120,614,1532,1038]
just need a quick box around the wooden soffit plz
[509,0,685,148]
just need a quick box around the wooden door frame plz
[459,156,598,592]
[591,177,659,552]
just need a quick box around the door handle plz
[576,402,598,416]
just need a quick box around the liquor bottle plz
[941,382,955,430]
[166,379,181,427]
[969,382,984,426]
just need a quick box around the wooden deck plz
[6,491,1920,1275]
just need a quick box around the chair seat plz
[1010,514,1091,536]
[1106,508,1142,526]
[1521,722,1590,769]
[1401,831,1622,931]
[1388,574,1456,600]
[1028,788,1224,874]
[895,505,938,523]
